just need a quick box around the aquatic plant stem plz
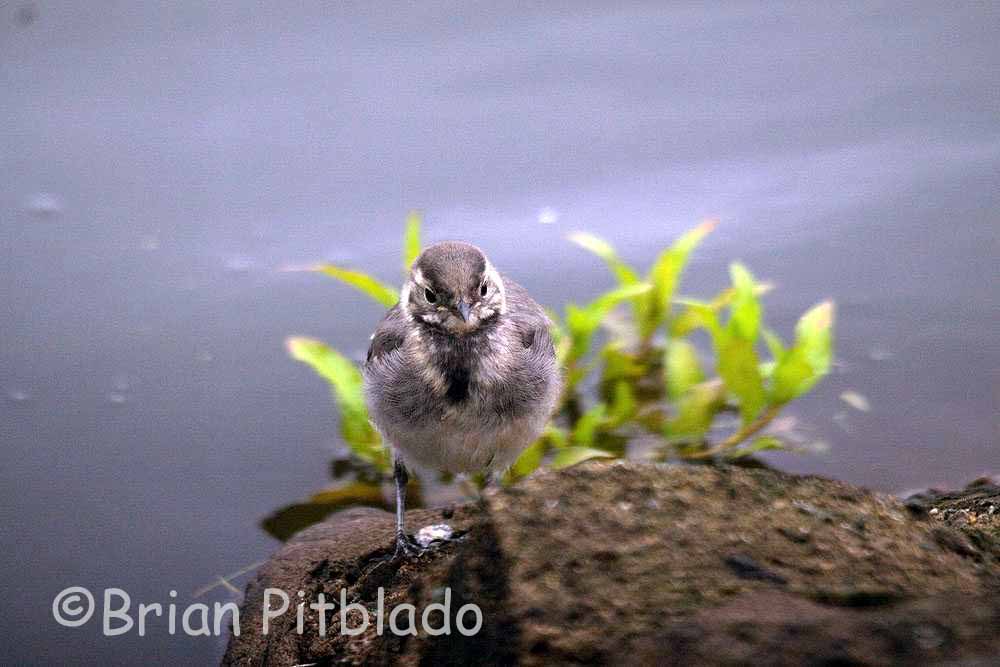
[685,404,784,459]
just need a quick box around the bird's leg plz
[485,470,503,489]
[392,458,420,559]
[477,471,502,507]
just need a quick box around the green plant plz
[551,282,652,394]
[284,212,425,473]
[566,225,834,462]
[285,336,386,469]
[280,213,835,534]
[568,221,714,347]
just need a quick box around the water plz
[1,2,997,663]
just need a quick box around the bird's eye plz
[424,287,437,304]
[479,281,488,297]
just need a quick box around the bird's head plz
[401,241,506,335]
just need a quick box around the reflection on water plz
[24,192,62,218]
[260,455,421,542]
[6,387,33,403]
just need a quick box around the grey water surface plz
[2,2,997,663]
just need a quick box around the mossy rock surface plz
[223,462,1000,666]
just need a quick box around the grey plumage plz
[362,241,560,556]
[364,241,560,475]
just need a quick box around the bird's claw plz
[390,531,425,561]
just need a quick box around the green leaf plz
[770,346,815,404]
[607,380,637,426]
[507,438,546,481]
[726,435,786,459]
[600,344,645,383]
[542,424,570,449]
[760,328,786,381]
[670,306,705,338]
[571,402,608,448]
[727,262,761,341]
[403,210,422,272]
[564,283,651,364]
[762,328,786,361]
[314,265,399,308]
[795,300,834,377]
[582,283,652,325]
[545,309,573,368]
[671,282,773,337]
[563,303,587,333]
[563,303,590,363]
[550,446,615,470]
[705,262,767,424]
[642,220,716,337]
[286,336,365,417]
[665,339,704,401]
[770,301,835,404]
[309,480,387,505]
[665,380,725,441]
[673,299,724,340]
[568,232,640,287]
[717,334,766,425]
[562,365,590,394]
[286,337,385,467]
[670,300,712,337]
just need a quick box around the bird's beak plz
[456,300,472,323]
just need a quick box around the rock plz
[223,463,1000,666]
[722,553,788,584]
[905,478,1000,563]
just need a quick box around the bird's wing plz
[365,304,407,366]
[502,276,556,354]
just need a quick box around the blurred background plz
[1,1,997,663]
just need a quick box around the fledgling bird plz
[363,241,560,557]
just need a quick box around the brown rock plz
[223,462,1000,666]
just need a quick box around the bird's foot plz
[390,525,462,561]
[389,531,426,562]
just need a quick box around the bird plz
[362,241,560,558]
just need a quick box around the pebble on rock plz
[415,523,454,548]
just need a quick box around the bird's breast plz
[441,360,471,404]
[418,329,495,405]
